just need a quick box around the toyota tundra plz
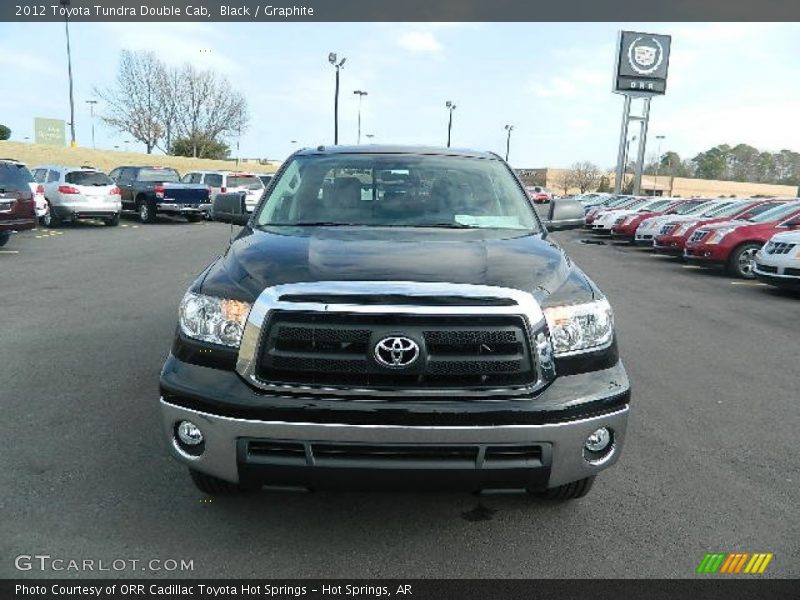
[159,146,630,500]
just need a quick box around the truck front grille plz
[255,311,536,390]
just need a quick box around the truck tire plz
[0,231,9,247]
[533,476,595,500]
[728,243,761,279]
[137,197,156,224]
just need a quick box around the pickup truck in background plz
[109,166,210,224]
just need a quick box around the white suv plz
[753,230,800,289]
[181,170,266,214]
[32,165,122,227]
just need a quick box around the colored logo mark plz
[697,553,774,574]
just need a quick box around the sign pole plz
[633,97,651,195]
[614,95,632,194]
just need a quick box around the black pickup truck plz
[108,165,209,223]
[159,146,629,500]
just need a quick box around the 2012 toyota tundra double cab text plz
[159,146,630,500]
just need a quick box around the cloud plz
[397,31,442,53]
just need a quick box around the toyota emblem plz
[374,336,420,369]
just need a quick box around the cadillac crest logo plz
[627,36,664,75]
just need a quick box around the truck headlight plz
[179,292,252,348]
[543,297,614,357]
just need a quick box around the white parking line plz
[731,281,768,287]
[0,250,19,254]
[682,265,704,269]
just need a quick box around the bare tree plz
[554,169,576,195]
[95,50,165,153]
[570,161,601,193]
[171,64,249,158]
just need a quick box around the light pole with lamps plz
[353,90,368,144]
[61,0,77,147]
[653,134,666,196]
[86,100,98,149]
[445,101,456,148]
[328,53,346,145]
[504,124,514,162]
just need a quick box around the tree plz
[570,161,601,193]
[692,145,730,180]
[171,135,230,160]
[553,169,575,195]
[170,63,248,158]
[0,124,10,140]
[96,50,165,153]
[596,175,611,193]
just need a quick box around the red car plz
[653,200,787,256]
[609,198,690,242]
[526,186,552,204]
[585,196,646,227]
[683,201,800,278]
[0,159,37,247]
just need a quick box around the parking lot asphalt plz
[1,214,798,579]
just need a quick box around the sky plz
[1,21,799,169]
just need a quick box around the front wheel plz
[104,213,120,227]
[0,231,9,247]
[530,476,595,500]
[728,243,761,279]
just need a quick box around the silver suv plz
[32,165,122,227]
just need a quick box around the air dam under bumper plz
[160,399,629,491]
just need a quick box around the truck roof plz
[294,145,500,160]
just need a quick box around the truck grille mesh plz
[256,311,536,390]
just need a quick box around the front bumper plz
[159,357,630,491]
[653,236,685,255]
[753,257,800,286]
[683,243,729,264]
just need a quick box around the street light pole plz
[61,0,77,147]
[653,134,666,196]
[353,90,368,144]
[445,101,456,148]
[328,52,346,145]
[86,99,98,149]
[504,124,514,162]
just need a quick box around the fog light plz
[177,421,204,446]
[585,427,612,453]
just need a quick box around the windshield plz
[708,202,756,219]
[138,168,180,183]
[676,201,713,215]
[66,171,113,186]
[747,202,800,223]
[227,174,264,190]
[637,199,672,212]
[700,202,738,217]
[255,154,541,231]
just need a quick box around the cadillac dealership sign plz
[614,31,671,95]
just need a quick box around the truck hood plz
[197,226,595,306]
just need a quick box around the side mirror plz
[544,198,586,231]
[212,191,249,225]
[785,219,800,228]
